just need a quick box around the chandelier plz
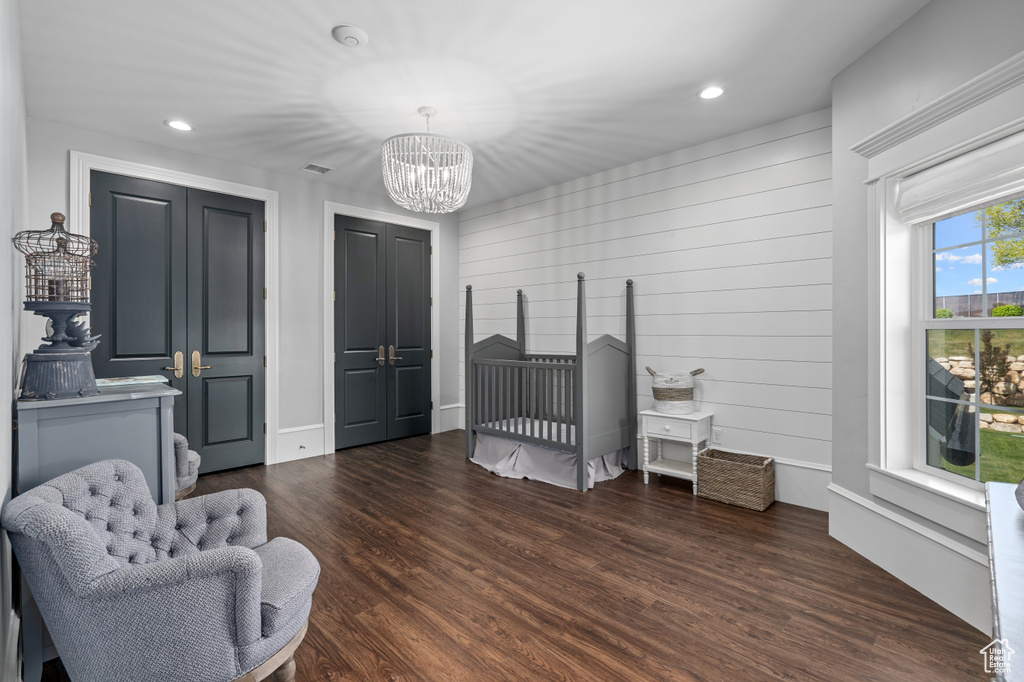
[381,106,473,213]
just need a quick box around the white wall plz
[0,0,26,676]
[459,109,833,510]
[831,0,1024,632]
[23,118,462,460]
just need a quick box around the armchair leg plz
[234,620,307,682]
[268,655,296,682]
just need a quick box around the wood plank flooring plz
[43,431,988,680]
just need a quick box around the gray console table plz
[14,384,180,682]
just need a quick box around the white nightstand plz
[639,409,713,494]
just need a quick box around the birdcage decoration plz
[13,212,97,302]
[13,212,101,400]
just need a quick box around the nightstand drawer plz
[645,417,692,440]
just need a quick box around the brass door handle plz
[389,345,403,366]
[191,350,212,377]
[376,346,385,366]
[163,351,184,379]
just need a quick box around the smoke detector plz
[301,163,332,175]
[332,25,369,48]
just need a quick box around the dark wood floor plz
[44,430,987,680]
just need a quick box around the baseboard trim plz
[828,482,987,565]
[439,404,464,432]
[773,456,831,472]
[828,483,991,633]
[3,609,18,682]
[272,424,326,465]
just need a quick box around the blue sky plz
[934,211,1024,300]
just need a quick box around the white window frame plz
[853,49,1024,534]
[912,201,1024,491]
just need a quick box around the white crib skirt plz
[472,432,627,490]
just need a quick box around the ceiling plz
[18,0,929,210]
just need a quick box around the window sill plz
[866,464,987,541]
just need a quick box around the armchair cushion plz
[253,537,321,637]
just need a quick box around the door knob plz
[389,345,403,366]
[191,350,212,377]
[376,346,385,366]
[163,351,184,379]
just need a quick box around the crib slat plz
[541,367,548,440]
[532,366,540,436]
[547,367,554,442]
[509,364,516,432]
[524,366,530,438]
[569,367,574,444]
[517,365,523,435]
[556,368,563,445]
[476,365,483,429]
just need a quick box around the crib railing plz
[523,353,575,365]
[471,358,577,451]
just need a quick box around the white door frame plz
[323,201,440,454]
[69,151,282,464]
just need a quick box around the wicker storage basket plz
[652,372,694,414]
[697,449,775,511]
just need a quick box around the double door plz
[90,171,266,472]
[334,215,431,449]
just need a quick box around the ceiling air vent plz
[301,163,332,175]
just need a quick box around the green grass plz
[928,328,1024,358]
[941,428,1024,483]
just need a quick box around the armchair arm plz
[172,488,267,551]
[84,545,264,647]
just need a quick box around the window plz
[924,198,1024,487]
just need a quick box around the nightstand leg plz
[692,441,699,496]
[642,436,650,484]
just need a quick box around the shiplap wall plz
[458,109,832,510]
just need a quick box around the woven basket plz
[697,449,775,511]
[652,372,694,414]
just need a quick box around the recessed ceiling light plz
[698,86,724,100]
[332,25,369,48]
[165,120,193,131]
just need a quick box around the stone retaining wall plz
[937,355,1024,433]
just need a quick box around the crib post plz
[626,279,638,470]
[516,289,526,360]
[465,285,475,459]
[575,272,588,491]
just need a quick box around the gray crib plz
[464,273,637,491]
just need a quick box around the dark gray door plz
[186,189,266,471]
[334,215,431,449]
[90,172,265,472]
[90,173,188,427]
[334,217,388,447]
[386,223,432,439]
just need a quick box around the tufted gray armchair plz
[1,459,320,682]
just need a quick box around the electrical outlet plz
[711,427,723,444]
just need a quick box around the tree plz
[979,199,1024,269]
[968,329,1012,395]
